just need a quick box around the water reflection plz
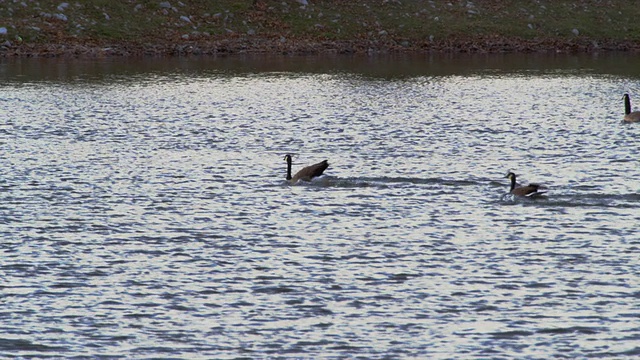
[1,54,640,358]
[3,53,640,83]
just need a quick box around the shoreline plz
[3,35,639,58]
[2,0,639,58]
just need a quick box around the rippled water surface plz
[1,54,640,359]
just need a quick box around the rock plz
[54,13,68,21]
[296,0,308,5]
[180,15,191,23]
[57,3,69,11]
[0,27,7,35]
[159,1,171,8]
[572,28,579,36]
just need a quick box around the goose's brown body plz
[284,154,329,183]
[623,94,640,122]
[506,172,544,197]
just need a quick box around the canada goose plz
[623,93,640,122]
[505,172,545,197]
[284,154,329,184]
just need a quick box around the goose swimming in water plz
[623,93,640,122]
[505,172,545,197]
[284,154,329,184]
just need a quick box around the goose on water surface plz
[623,93,640,122]
[284,154,329,184]
[505,172,545,197]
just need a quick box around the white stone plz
[572,28,579,36]
[180,15,191,23]
[0,27,7,35]
[57,3,69,11]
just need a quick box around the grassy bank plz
[1,0,639,57]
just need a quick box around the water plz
[1,54,639,359]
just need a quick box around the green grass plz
[0,0,639,49]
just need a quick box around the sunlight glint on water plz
[1,55,639,358]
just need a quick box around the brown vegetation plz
[0,0,639,57]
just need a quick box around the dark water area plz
[3,52,640,82]
[1,53,639,359]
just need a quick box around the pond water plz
[1,53,639,359]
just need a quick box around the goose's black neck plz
[509,174,517,191]
[285,156,292,180]
[625,94,631,115]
